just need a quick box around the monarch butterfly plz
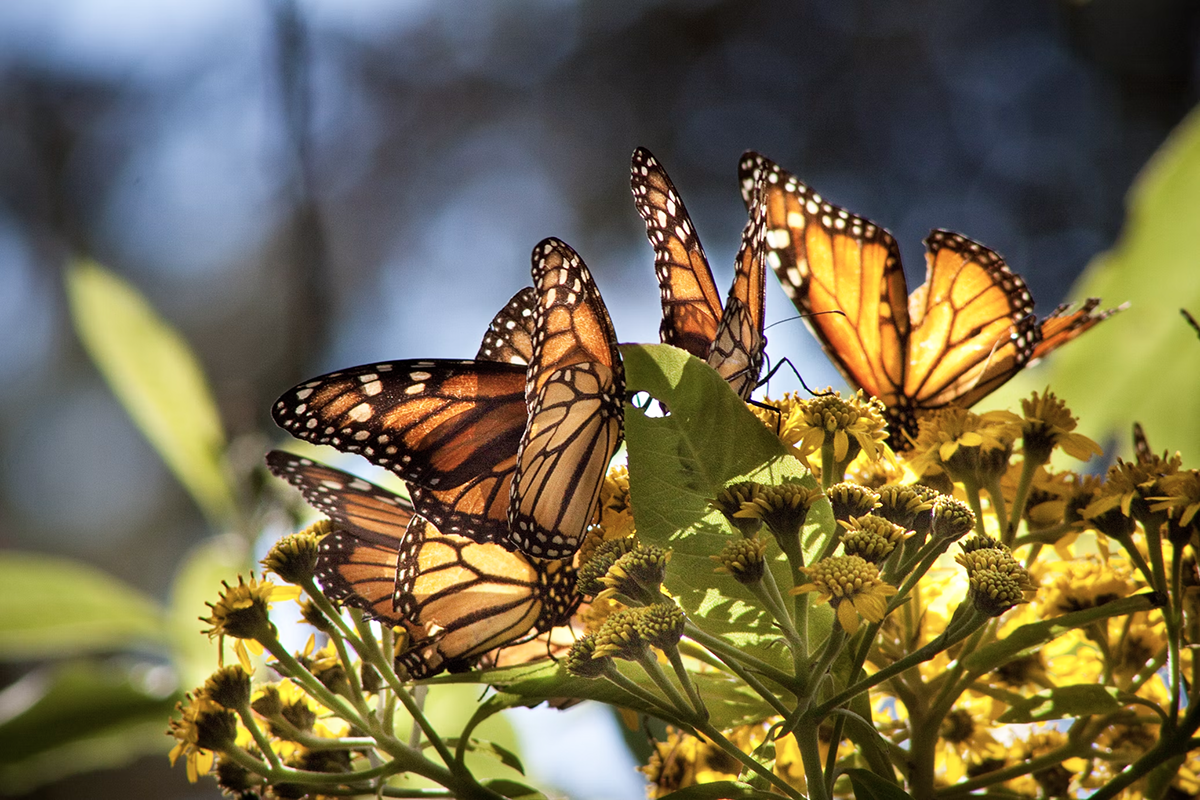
[739,151,1121,443]
[631,147,769,400]
[272,238,624,559]
[265,451,580,678]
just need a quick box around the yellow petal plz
[836,600,861,635]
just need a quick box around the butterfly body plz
[740,151,1120,442]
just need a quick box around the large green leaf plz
[431,660,775,732]
[996,684,1123,724]
[0,660,179,793]
[66,259,236,524]
[961,593,1157,675]
[621,344,835,666]
[986,106,1200,464]
[0,553,169,660]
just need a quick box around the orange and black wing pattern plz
[272,359,527,545]
[394,516,579,678]
[265,451,412,622]
[507,238,625,559]
[476,286,538,365]
[633,147,768,400]
[740,150,1120,442]
[631,147,724,360]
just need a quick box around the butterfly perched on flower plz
[272,238,624,559]
[739,151,1122,444]
[631,147,770,400]
[266,451,579,678]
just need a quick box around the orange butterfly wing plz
[631,147,724,360]
[508,238,625,559]
[265,451,413,622]
[273,360,527,544]
[634,147,768,399]
[742,152,1121,442]
[708,181,769,399]
[903,230,1038,417]
[741,152,910,408]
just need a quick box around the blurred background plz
[1,0,1198,797]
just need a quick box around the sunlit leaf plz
[66,259,236,524]
[988,107,1200,464]
[0,553,168,660]
[656,782,786,800]
[481,778,547,800]
[997,684,1123,723]
[431,660,774,732]
[844,768,915,800]
[0,660,179,793]
[620,344,835,666]
[961,593,1157,675]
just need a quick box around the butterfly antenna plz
[756,357,835,398]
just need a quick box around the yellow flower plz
[261,522,328,584]
[908,406,1021,485]
[168,691,232,782]
[201,573,301,644]
[1152,469,1200,527]
[758,390,891,471]
[1019,390,1102,463]
[955,536,1037,617]
[792,555,898,635]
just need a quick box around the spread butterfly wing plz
[707,180,769,400]
[741,151,910,408]
[903,230,1039,416]
[1031,298,1122,362]
[272,359,527,545]
[631,147,724,360]
[265,451,412,622]
[508,238,625,559]
[394,516,579,679]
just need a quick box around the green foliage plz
[439,660,775,732]
[0,552,168,659]
[621,344,834,663]
[960,593,1157,675]
[843,769,915,800]
[997,684,1123,724]
[66,259,236,524]
[0,661,178,794]
[989,106,1200,463]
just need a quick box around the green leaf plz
[844,768,915,800]
[66,259,236,524]
[620,344,835,665]
[429,660,774,732]
[0,553,169,660]
[658,781,788,800]
[986,107,1200,464]
[444,734,525,774]
[0,660,180,793]
[167,534,250,689]
[480,778,547,799]
[996,684,1123,723]
[961,593,1157,676]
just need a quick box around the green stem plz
[696,721,806,800]
[679,641,794,719]
[1005,451,1043,546]
[805,603,989,721]
[662,644,709,721]
[683,622,799,691]
[983,476,1009,547]
[635,649,703,724]
[793,719,831,800]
